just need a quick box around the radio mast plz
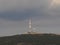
[29,18,32,32]
[28,18,37,34]
[27,18,33,34]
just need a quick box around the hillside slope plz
[0,34,60,45]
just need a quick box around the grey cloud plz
[0,0,47,12]
[0,7,45,21]
[0,0,60,21]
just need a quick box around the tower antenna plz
[28,18,32,32]
[27,18,33,34]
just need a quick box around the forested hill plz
[0,34,60,45]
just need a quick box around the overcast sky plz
[0,0,60,36]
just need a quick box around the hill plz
[0,34,60,45]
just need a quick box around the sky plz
[0,0,60,36]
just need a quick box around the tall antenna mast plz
[25,17,38,34]
[29,18,32,32]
